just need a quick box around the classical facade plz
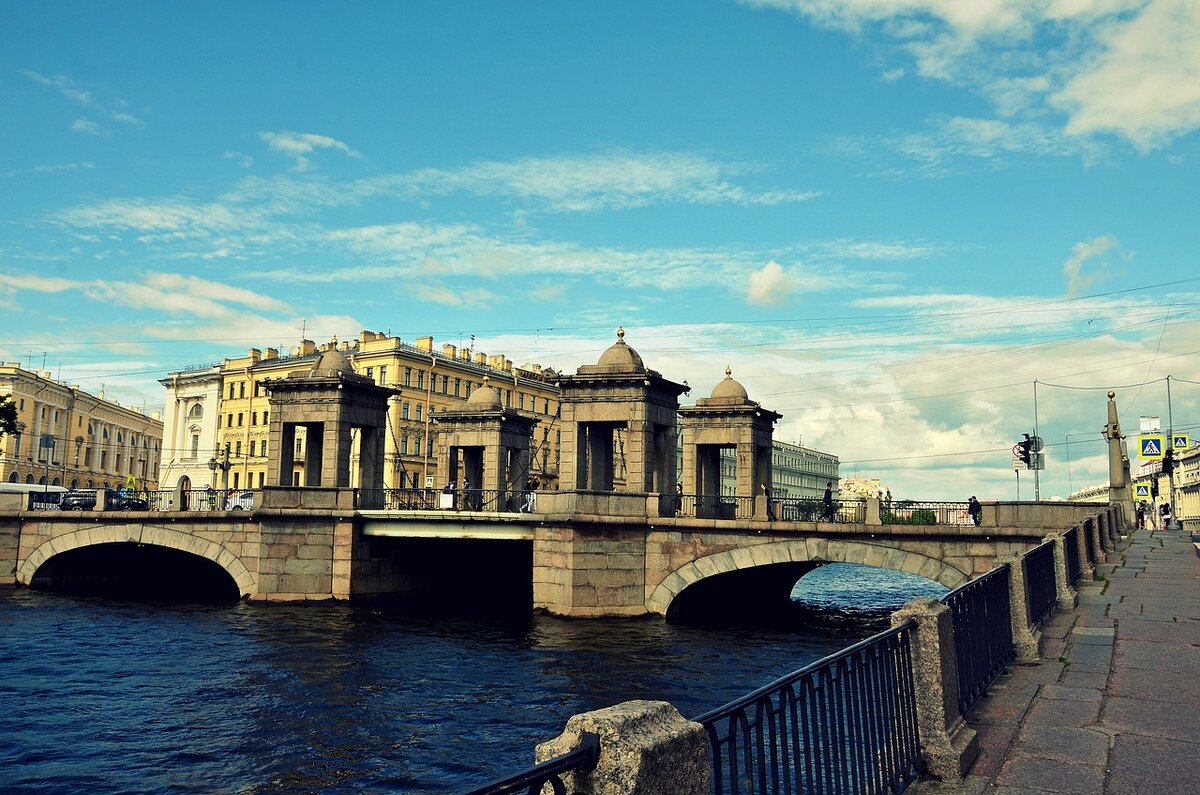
[0,362,163,489]
[673,436,840,500]
[158,332,562,492]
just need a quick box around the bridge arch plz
[647,537,971,617]
[17,524,255,598]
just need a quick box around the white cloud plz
[71,118,107,136]
[259,131,362,171]
[1063,235,1121,296]
[746,0,1200,153]
[747,260,795,305]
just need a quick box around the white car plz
[225,491,255,511]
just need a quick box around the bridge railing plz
[883,501,972,526]
[457,732,600,795]
[773,496,867,523]
[1023,541,1057,628]
[693,622,923,795]
[668,494,755,520]
[940,564,1014,717]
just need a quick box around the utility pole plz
[1033,380,1041,501]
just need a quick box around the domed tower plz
[557,327,689,497]
[677,366,781,519]
[431,376,540,510]
[265,337,395,492]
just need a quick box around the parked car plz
[60,488,149,511]
[224,490,255,511]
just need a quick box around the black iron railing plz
[459,732,600,795]
[882,501,972,526]
[1023,541,1057,628]
[940,565,1013,717]
[694,623,923,795]
[775,497,867,524]
[1082,519,1096,565]
[1063,527,1081,587]
[671,494,756,520]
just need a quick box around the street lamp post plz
[208,446,231,493]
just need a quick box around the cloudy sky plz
[3,1,1199,500]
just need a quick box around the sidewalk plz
[915,525,1200,795]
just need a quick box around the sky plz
[2,1,1199,501]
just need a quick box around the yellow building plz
[0,362,163,489]
[159,332,562,492]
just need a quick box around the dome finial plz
[725,365,732,378]
[616,326,625,341]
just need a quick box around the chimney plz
[442,343,457,358]
[415,336,433,352]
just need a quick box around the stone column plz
[1097,513,1111,552]
[1000,552,1040,661]
[1043,532,1078,610]
[1085,520,1105,565]
[1070,525,1093,582]
[865,496,881,525]
[536,700,710,795]
[890,598,979,781]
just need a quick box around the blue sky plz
[3,0,1199,500]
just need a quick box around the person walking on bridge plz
[760,482,775,521]
[968,495,982,527]
[822,481,835,522]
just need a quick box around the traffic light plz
[1151,479,1159,497]
[1163,449,1175,475]
[1018,434,1033,467]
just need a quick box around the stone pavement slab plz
[909,525,1200,795]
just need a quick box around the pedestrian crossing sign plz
[1173,434,1190,451]
[1135,484,1150,497]
[1139,435,1165,459]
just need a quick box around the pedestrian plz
[760,482,775,521]
[822,481,835,522]
[673,482,683,516]
[521,478,537,513]
[1135,502,1145,530]
[1160,502,1172,530]
[968,495,982,527]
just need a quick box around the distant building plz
[159,332,562,493]
[0,362,163,489]
[674,436,839,499]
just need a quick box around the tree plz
[0,395,17,437]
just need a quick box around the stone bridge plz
[0,488,1123,618]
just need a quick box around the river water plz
[0,564,945,794]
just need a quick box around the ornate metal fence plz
[1023,541,1057,628]
[671,494,756,520]
[1082,519,1096,565]
[694,623,923,795]
[1063,527,1082,587]
[940,565,1013,717]
[458,732,600,795]
[882,501,971,526]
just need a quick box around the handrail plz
[694,622,923,795]
[941,564,1014,716]
[458,732,600,795]
[1023,541,1057,628]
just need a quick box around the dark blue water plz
[0,564,945,794]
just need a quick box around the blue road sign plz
[1139,435,1165,459]
[1173,434,1190,451]
[1135,484,1150,497]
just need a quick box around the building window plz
[229,384,235,399]
[404,367,412,386]
[366,366,374,379]
[191,434,200,459]
[227,413,234,428]
[237,413,244,427]
[258,472,265,487]
[465,382,472,397]
[239,382,245,399]
[400,436,409,454]
[454,378,461,396]
[235,441,242,458]
[402,402,410,419]
[233,472,240,489]
[262,411,268,425]
[417,370,425,389]
[261,439,267,458]
[518,393,525,409]
[441,375,449,394]
[251,412,257,426]
[250,440,257,457]
[379,366,387,385]
[416,404,422,421]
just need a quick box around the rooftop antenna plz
[42,351,48,369]
[301,318,307,340]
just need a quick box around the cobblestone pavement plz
[912,525,1200,795]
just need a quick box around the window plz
[402,402,410,419]
[251,412,257,425]
[237,413,244,427]
[544,399,550,414]
[233,472,240,489]
[239,382,245,399]
[258,472,265,487]
[261,439,267,457]
[417,371,425,389]
[416,404,422,421]
[379,366,387,385]
[229,384,236,399]
[255,382,263,397]
[441,375,449,393]
[404,367,412,386]
[263,411,268,425]
[228,413,234,428]
[400,436,409,454]
[519,393,525,409]
[465,382,472,397]
[366,366,374,379]
[235,441,242,458]
[454,378,461,397]
[250,440,257,457]
[191,434,200,459]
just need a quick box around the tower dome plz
[710,366,749,402]
[310,337,354,377]
[596,326,645,371]
[467,375,503,409]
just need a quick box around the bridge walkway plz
[914,524,1200,795]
